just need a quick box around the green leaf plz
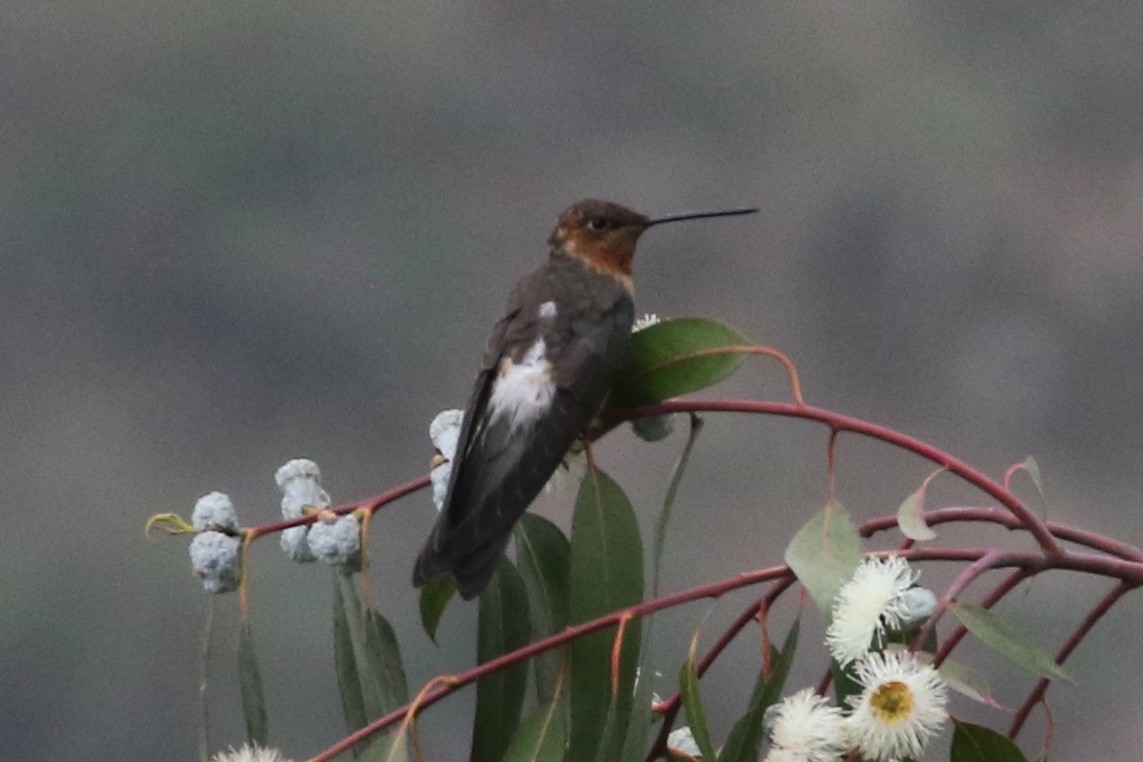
[515,513,571,704]
[333,575,408,759]
[830,658,864,715]
[472,561,531,762]
[720,617,800,761]
[333,577,368,741]
[678,631,718,760]
[617,651,656,762]
[937,658,1001,708]
[418,574,457,644]
[896,484,937,541]
[365,607,409,708]
[950,603,1072,683]
[784,500,863,617]
[238,618,268,747]
[569,470,644,761]
[365,730,408,762]
[950,718,1029,761]
[503,705,568,762]
[612,317,750,407]
[1021,456,1044,497]
[652,414,703,597]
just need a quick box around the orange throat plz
[562,235,637,295]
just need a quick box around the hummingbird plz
[413,199,757,599]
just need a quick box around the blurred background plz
[5,2,1142,759]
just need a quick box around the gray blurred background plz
[5,2,1143,760]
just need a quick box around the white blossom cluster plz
[760,556,947,762]
[275,459,359,568]
[187,492,242,594]
[186,460,362,593]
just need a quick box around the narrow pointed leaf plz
[720,617,800,762]
[365,607,409,707]
[1021,456,1044,497]
[418,575,456,644]
[503,705,568,762]
[334,575,408,760]
[652,414,703,596]
[678,632,718,760]
[617,651,656,762]
[784,500,863,616]
[238,618,268,746]
[569,470,644,761]
[516,513,571,704]
[472,561,531,762]
[950,602,1072,683]
[333,577,369,740]
[355,731,407,762]
[612,317,750,407]
[896,485,937,541]
[950,718,1028,761]
[937,658,1002,708]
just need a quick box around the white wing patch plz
[539,300,558,319]
[488,338,556,431]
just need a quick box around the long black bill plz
[645,207,758,227]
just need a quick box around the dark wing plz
[413,270,633,598]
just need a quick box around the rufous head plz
[548,199,758,286]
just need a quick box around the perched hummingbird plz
[413,199,757,599]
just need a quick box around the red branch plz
[618,399,1062,556]
[221,398,1141,759]
[246,475,431,540]
[308,565,795,762]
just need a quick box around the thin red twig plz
[617,400,1062,557]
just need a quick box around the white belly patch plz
[488,338,556,431]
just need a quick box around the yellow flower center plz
[870,680,915,726]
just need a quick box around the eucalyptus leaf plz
[333,577,368,742]
[516,513,571,704]
[503,705,568,762]
[612,317,750,407]
[472,561,531,762]
[896,485,937,541]
[238,618,268,747]
[950,603,1072,683]
[418,574,457,644]
[1021,456,1044,498]
[720,617,800,762]
[678,632,718,760]
[784,500,863,617]
[950,718,1029,761]
[569,470,644,761]
[365,607,409,708]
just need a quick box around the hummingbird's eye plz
[586,218,610,231]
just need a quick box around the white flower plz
[666,726,702,756]
[763,688,847,762]
[275,459,332,562]
[275,458,331,519]
[191,491,239,532]
[632,313,661,332]
[897,586,938,627]
[189,531,242,594]
[845,650,948,761]
[429,409,464,511]
[211,744,293,762]
[307,513,361,567]
[279,525,315,563]
[826,556,920,666]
